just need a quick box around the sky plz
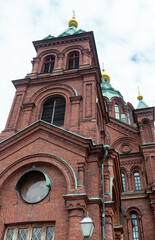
[0,0,155,133]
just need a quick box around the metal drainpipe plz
[102,145,110,240]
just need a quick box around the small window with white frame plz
[121,173,126,192]
[127,110,131,124]
[134,172,142,191]
[115,103,120,119]
[131,213,140,240]
[4,224,54,240]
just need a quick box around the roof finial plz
[101,62,111,82]
[73,10,75,18]
[137,87,143,100]
[68,11,78,28]
[102,62,105,73]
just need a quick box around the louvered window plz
[43,55,55,73]
[41,97,66,127]
[4,225,54,240]
[67,51,79,69]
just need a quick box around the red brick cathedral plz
[0,14,155,240]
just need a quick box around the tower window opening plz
[43,55,55,73]
[115,104,120,119]
[121,173,126,192]
[67,51,79,69]
[134,172,141,191]
[41,97,66,127]
[131,214,140,240]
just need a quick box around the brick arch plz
[103,96,110,102]
[38,49,60,59]
[125,206,143,217]
[130,165,143,173]
[29,83,78,124]
[121,167,129,192]
[121,166,129,173]
[30,83,77,103]
[126,102,134,111]
[141,117,151,124]
[124,206,144,240]
[129,165,144,191]
[110,97,125,106]
[34,50,60,73]
[62,45,84,69]
[62,45,84,55]
[110,136,140,153]
[0,153,78,194]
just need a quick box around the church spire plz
[101,64,111,82]
[68,10,78,28]
[137,87,143,100]
[137,88,149,109]
[100,64,123,100]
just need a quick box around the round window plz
[15,167,52,204]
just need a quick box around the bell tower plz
[0,13,108,144]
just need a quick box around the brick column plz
[105,202,115,240]
[81,49,91,67]
[122,105,128,123]
[70,96,82,132]
[107,102,113,116]
[31,57,40,72]
[21,103,35,128]
[77,163,85,190]
[56,53,65,70]
[63,194,87,240]
[127,172,132,191]
[125,216,131,240]
[149,192,155,219]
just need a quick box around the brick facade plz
[0,20,154,240]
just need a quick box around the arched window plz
[67,51,79,69]
[127,110,131,124]
[125,208,143,240]
[41,97,66,126]
[134,172,141,190]
[121,173,126,192]
[115,104,120,119]
[43,55,55,73]
[131,214,140,240]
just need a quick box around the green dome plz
[137,98,149,109]
[101,76,123,100]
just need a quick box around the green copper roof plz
[57,25,86,37]
[43,25,86,40]
[137,98,149,109]
[100,76,123,100]
[43,34,55,40]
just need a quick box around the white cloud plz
[0,0,155,132]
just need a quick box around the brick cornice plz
[0,120,104,158]
[108,117,139,136]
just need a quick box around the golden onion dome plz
[101,67,111,82]
[68,10,78,28]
